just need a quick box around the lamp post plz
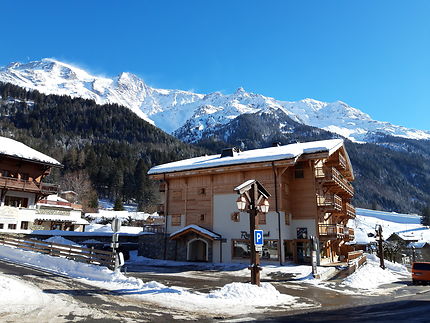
[235,180,270,286]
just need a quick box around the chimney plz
[220,147,239,158]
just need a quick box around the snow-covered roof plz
[170,224,221,240]
[0,136,61,166]
[149,139,344,175]
[407,241,429,249]
[46,194,69,203]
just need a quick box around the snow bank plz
[341,253,409,292]
[44,236,80,246]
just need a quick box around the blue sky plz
[1,1,429,130]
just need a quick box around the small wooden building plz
[149,139,356,264]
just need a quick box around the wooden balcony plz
[0,176,59,196]
[338,153,347,170]
[318,223,344,239]
[316,194,343,212]
[40,182,59,195]
[345,202,356,218]
[315,166,354,197]
[344,227,355,241]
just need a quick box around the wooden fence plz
[0,235,116,269]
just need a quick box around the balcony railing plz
[315,166,354,197]
[338,153,347,170]
[0,176,59,195]
[345,202,356,218]
[344,227,355,240]
[39,183,60,195]
[318,223,344,238]
[316,194,343,212]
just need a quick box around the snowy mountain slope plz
[1,58,429,142]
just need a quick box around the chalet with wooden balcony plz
[148,139,356,265]
[0,136,88,233]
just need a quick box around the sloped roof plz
[0,136,61,166]
[170,224,221,241]
[149,139,344,175]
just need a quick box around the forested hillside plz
[0,82,207,211]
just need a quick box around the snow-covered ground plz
[0,245,308,316]
[349,208,427,244]
[0,267,100,322]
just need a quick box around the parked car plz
[412,262,430,285]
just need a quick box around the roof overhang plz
[170,225,221,241]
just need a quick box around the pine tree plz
[113,198,124,211]
[421,206,430,226]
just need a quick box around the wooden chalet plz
[0,136,87,232]
[148,139,356,264]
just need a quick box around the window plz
[8,223,17,230]
[200,214,205,221]
[261,240,279,261]
[4,196,28,208]
[198,188,206,195]
[231,212,240,222]
[51,222,62,230]
[232,239,279,260]
[0,223,3,229]
[20,221,29,230]
[258,213,266,225]
[232,240,250,258]
[294,162,305,179]
[171,214,181,226]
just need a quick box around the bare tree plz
[60,170,98,213]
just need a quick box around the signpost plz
[111,217,121,271]
[235,180,271,286]
[254,229,264,252]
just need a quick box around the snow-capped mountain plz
[1,58,429,143]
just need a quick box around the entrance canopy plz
[170,224,221,241]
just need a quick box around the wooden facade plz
[150,140,356,264]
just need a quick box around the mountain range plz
[1,58,429,144]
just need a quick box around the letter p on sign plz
[254,230,264,246]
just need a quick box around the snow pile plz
[44,236,80,246]
[85,223,143,234]
[341,253,409,292]
[208,282,295,306]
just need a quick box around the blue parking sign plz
[254,230,264,246]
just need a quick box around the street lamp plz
[236,195,247,211]
[234,179,271,286]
